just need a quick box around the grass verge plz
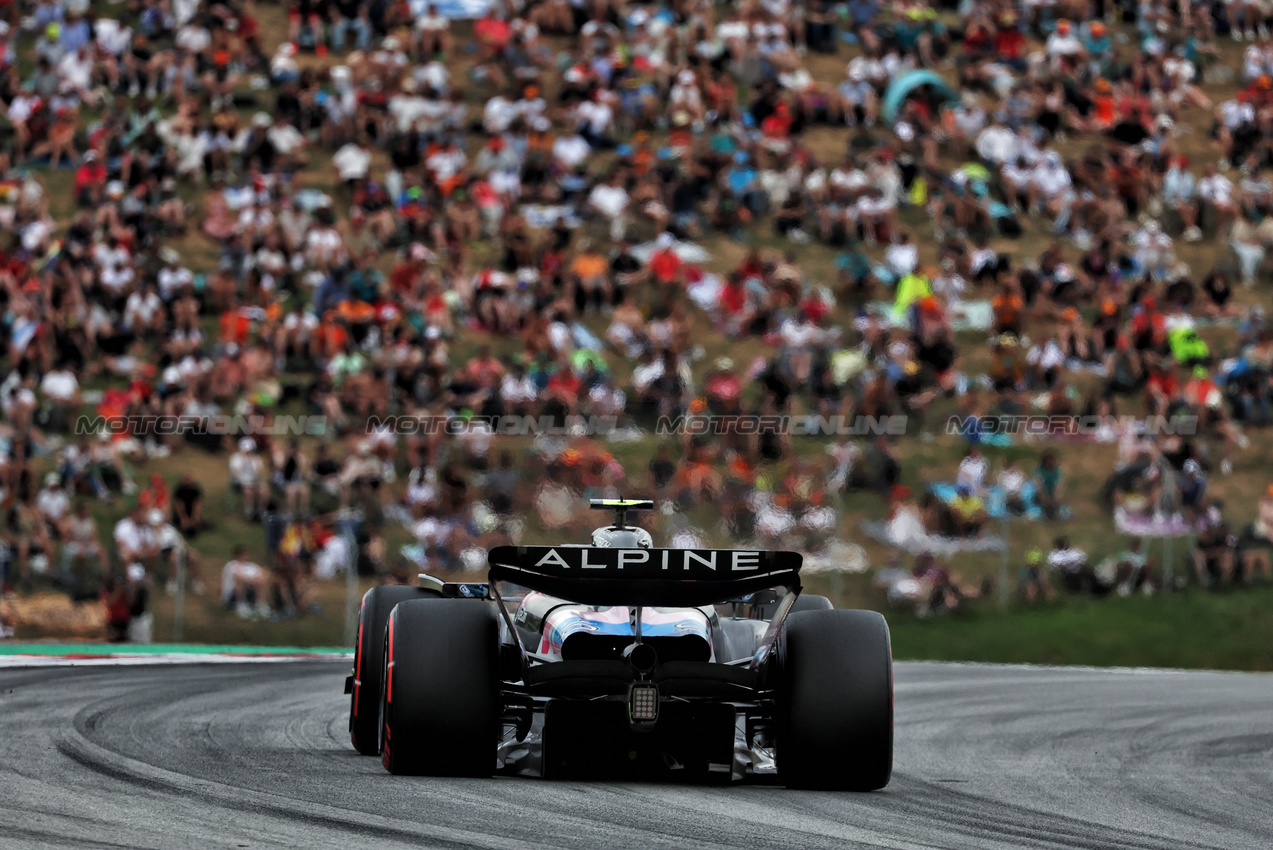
[887,585,1273,672]
[12,579,1272,672]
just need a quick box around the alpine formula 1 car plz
[346,499,892,790]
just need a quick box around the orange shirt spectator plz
[570,250,607,282]
[337,299,376,323]
[144,473,170,512]
[315,315,349,357]
[220,309,251,345]
[992,289,1024,334]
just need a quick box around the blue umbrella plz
[881,69,959,124]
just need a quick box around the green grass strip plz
[0,643,349,656]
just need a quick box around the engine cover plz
[538,604,714,662]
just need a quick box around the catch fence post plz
[173,547,185,642]
[342,508,362,646]
[998,519,1009,610]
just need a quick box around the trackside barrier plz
[340,508,362,647]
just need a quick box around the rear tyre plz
[754,592,833,621]
[380,598,501,776]
[349,585,439,755]
[776,609,893,791]
[791,594,834,613]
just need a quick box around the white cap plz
[127,563,146,582]
[148,509,164,525]
[239,437,256,453]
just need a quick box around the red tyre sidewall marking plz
[352,609,365,718]
[386,611,395,704]
[382,611,395,770]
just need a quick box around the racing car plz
[346,499,892,790]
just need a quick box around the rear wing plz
[487,545,802,607]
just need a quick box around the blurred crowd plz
[4,0,1273,636]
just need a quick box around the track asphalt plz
[0,659,1269,848]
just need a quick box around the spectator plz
[1113,538,1156,596]
[910,551,985,615]
[1047,536,1103,595]
[998,459,1028,515]
[171,473,205,539]
[275,440,312,517]
[3,0,1273,635]
[222,545,269,619]
[1033,450,1065,520]
[102,573,132,642]
[229,438,267,521]
[113,504,159,570]
[62,501,107,580]
[125,562,152,643]
[1242,484,1273,551]
[1192,519,1237,587]
[949,484,989,537]
[956,445,989,496]
[35,473,71,539]
[1018,548,1055,602]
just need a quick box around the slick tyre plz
[349,585,439,755]
[755,593,833,620]
[380,598,501,776]
[776,609,893,791]
[791,594,834,613]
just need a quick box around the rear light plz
[628,683,660,727]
